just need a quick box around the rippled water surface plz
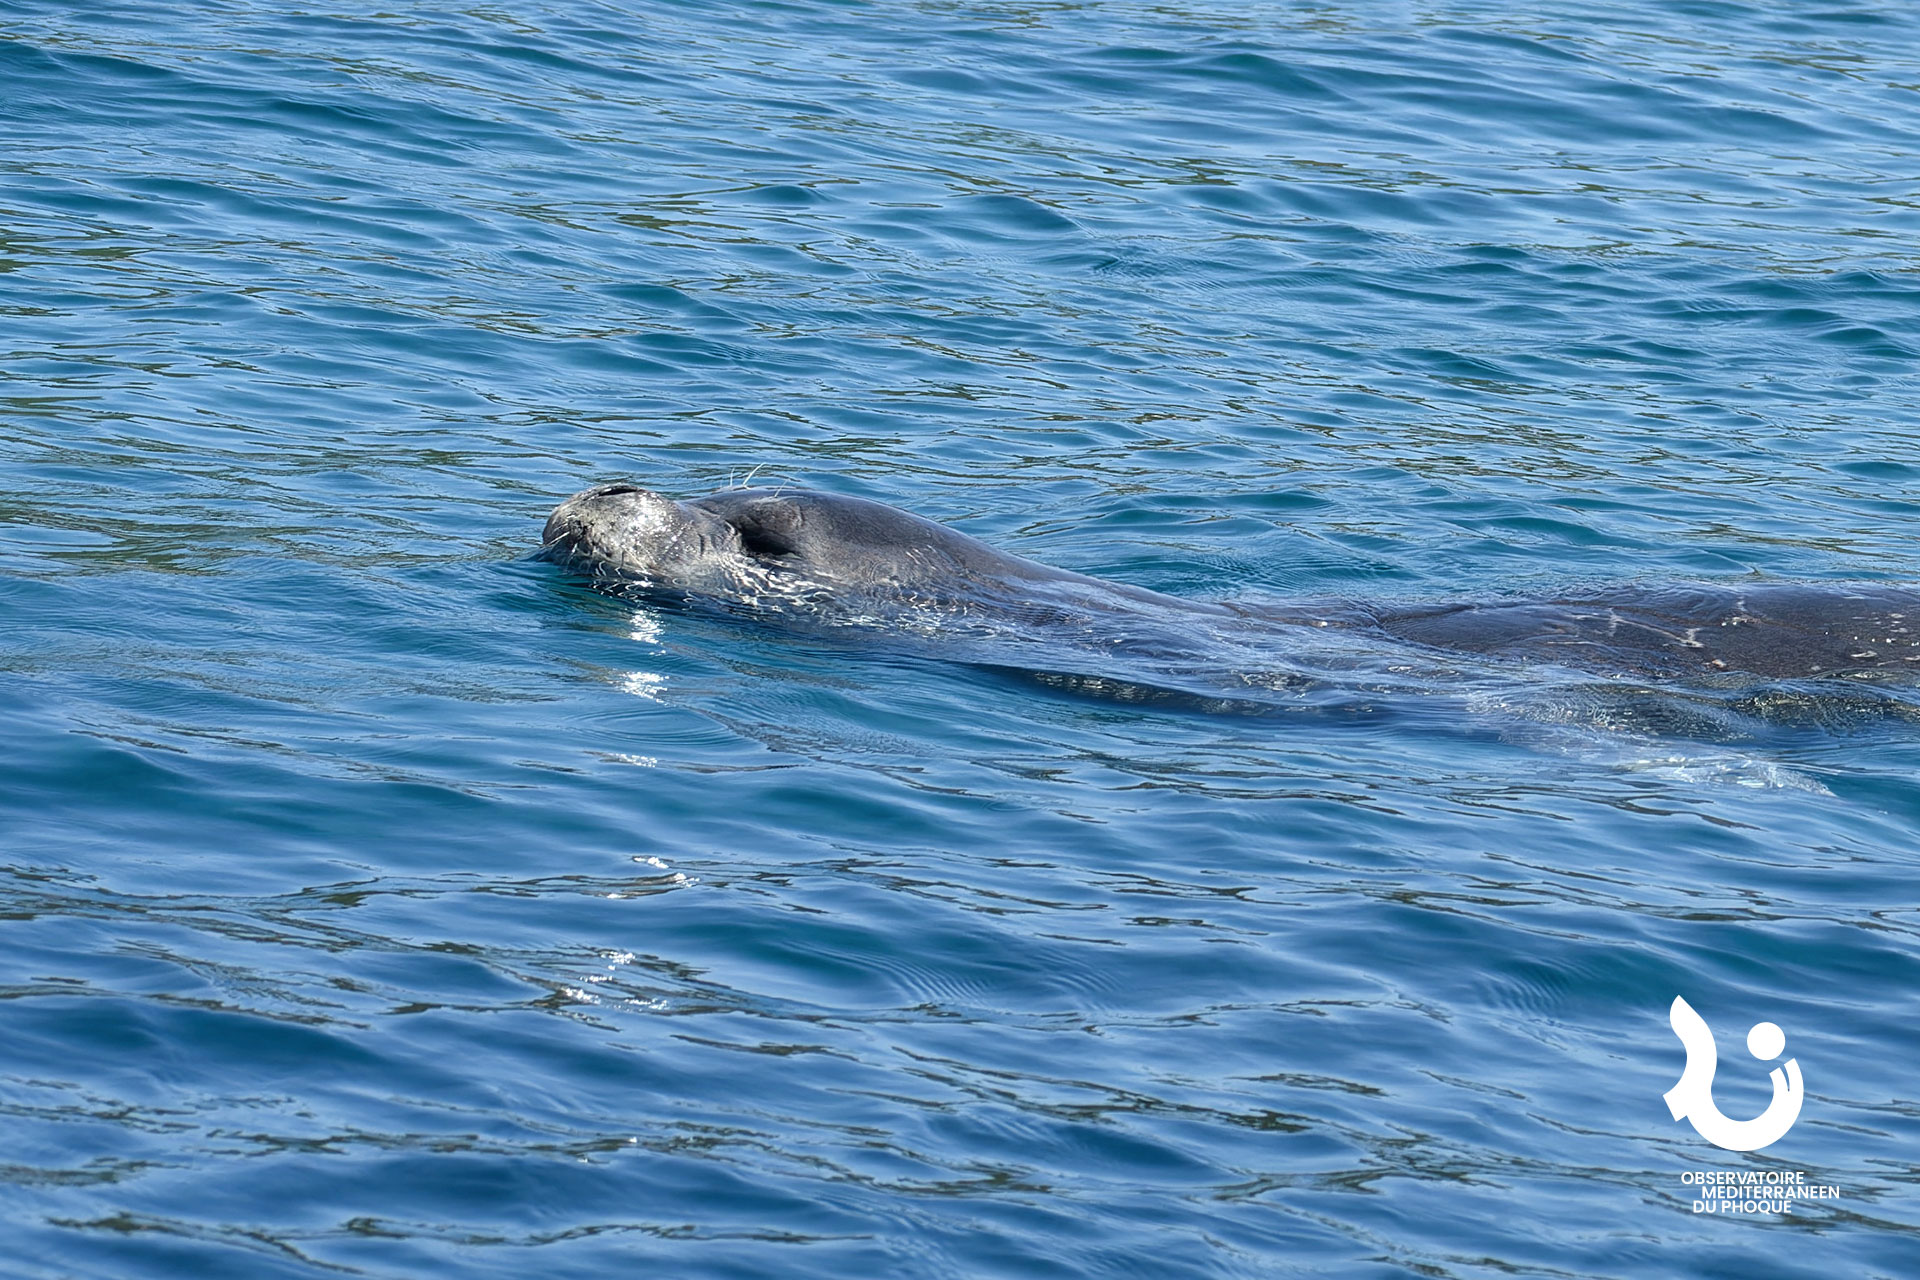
[6,2,1920,1276]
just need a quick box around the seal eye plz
[736,522,799,558]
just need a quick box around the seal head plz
[541,483,1191,620]
[541,483,753,595]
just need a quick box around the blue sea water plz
[5,0,1920,1275]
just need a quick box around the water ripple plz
[6,0,1920,1276]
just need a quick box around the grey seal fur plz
[541,482,1216,625]
[541,483,1920,682]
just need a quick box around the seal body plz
[542,484,1920,682]
[1371,585,1920,680]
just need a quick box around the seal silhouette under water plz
[540,483,1920,685]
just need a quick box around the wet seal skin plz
[541,482,1920,683]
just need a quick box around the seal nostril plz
[593,483,645,497]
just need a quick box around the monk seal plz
[541,482,1920,684]
[540,481,1237,630]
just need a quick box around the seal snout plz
[540,483,664,568]
[540,503,587,559]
